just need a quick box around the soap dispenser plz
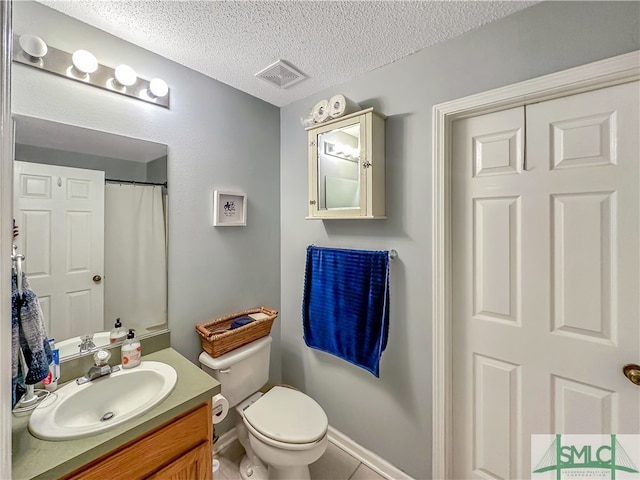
[121,329,141,369]
[109,318,127,344]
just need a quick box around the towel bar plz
[11,244,38,408]
[309,244,398,260]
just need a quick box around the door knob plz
[92,275,102,283]
[623,364,640,385]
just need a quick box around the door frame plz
[431,51,640,479]
[0,2,12,479]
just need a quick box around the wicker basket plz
[195,306,278,358]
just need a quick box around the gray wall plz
[147,155,168,184]
[280,2,640,478]
[11,0,282,400]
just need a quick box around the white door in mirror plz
[13,161,105,340]
[28,361,177,441]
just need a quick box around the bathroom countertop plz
[12,347,220,480]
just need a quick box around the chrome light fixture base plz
[12,34,170,109]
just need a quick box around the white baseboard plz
[214,425,413,480]
[327,425,413,480]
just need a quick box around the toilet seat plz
[243,386,328,448]
[244,417,327,451]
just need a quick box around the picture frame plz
[213,190,247,226]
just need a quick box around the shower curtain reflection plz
[104,183,167,331]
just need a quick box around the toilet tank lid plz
[243,386,328,444]
[199,336,272,370]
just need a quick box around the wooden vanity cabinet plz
[62,400,213,480]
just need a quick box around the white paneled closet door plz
[451,81,640,479]
[14,161,105,340]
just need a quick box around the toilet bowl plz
[241,386,328,480]
[199,337,329,480]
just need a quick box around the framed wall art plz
[213,190,247,226]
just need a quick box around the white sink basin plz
[29,361,177,441]
[57,332,111,358]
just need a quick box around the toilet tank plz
[199,335,272,407]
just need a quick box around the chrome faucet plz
[76,349,119,385]
[78,334,96,354]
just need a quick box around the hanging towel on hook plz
[11,271,52,408]
[302,246,390,377]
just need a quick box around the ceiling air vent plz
[255,60,306,89]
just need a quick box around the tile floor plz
[215,440,387,480]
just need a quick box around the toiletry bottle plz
[110,318,127,344]
[43,338,59,392]
[121,329,141,369]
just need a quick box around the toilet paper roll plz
[312,99,330,124]
[212,393,229,424]
[328,94,360,119]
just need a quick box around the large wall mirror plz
[12,114,169,360]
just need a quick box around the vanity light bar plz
[12,34,170,109]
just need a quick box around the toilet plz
[199,336,328,480]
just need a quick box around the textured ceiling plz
[37,1,538,107]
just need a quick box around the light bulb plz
[19,34,47,61]
[71,50,98,75]
[114,64,137,87]
[148,78,168,98]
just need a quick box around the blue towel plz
[230,316,254,329]
[302,246,390,377]
[11,271,52,408]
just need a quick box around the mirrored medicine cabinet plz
[306,107,386,219]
